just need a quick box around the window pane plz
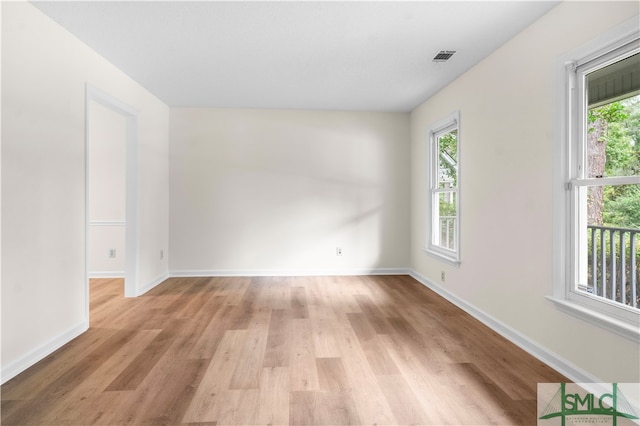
[435,191,457,250]
[581,184,639,308]
[586,94,639,179]
[587,184,640,228]
[579,51,640,310]
[438,130,458,189]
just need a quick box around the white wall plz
[87,101,127,276]
[410,1,639,382]
[170,108,410,275]
[1,2,170,382]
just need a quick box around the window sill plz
[422,247,461,267]
[545,296,640,343]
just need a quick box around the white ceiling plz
[32,1,559,112]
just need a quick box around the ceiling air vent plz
[433,50,456,62]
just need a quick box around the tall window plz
[427,112,460,263]
[555,27,639,339]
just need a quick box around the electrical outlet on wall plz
[336,247,343,256]
[109,249,117,258]
[441,271,446,282]
[160,249,164,260]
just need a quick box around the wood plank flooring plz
[1,275,567,425]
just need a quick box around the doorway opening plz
[85,85,139,323]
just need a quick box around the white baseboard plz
[88,271,125,278]
[137,272,170,296]
[1,321,89,385]
[170,268,410,278]
[408,270,601,384]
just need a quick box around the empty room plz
[2,1,639,425]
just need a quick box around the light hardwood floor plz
[2,275,566,425]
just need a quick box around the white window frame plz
[425,111,461,265]
[550,19,640,342]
